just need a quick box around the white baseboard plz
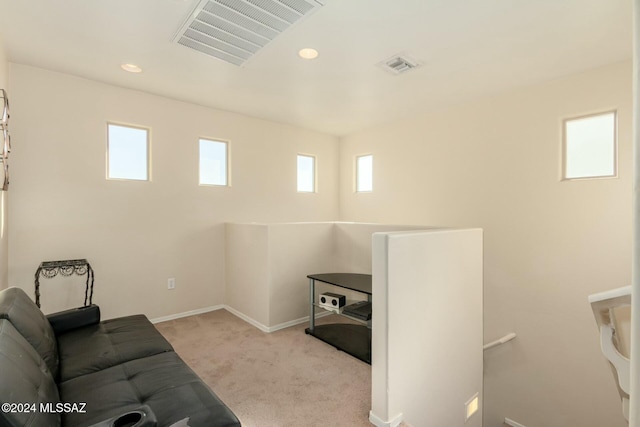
[505,417,527,427]
[263,314,311,333]
[369,411,403,427]
[150,303,332,333]
[150,305,224,324]
[224,305,332,333]
[265,310,333,333]
[223,305,271,333]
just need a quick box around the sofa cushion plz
[0,319,61,427]
[0,286,59,379]
[57,314,174,382]
[59,351,241,427]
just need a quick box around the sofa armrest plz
[86,405,157,427]
[46,305,100,335]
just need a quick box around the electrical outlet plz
[168,278,176,290]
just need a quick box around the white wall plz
[225,223,271,326]
[225,222,336,330]
[267,222,336,326]
[340,61,631,427]
[225,222,425,330]
[0,35,8,290]
[8,64,339,319]
[371,229,483,427]
[332,222,433,273]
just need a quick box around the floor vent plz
[173,0,325,66]
[378,53,421,75]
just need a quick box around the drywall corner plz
[225,223,270,326]
[372,228,483,427]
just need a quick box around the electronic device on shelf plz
[342,301,372,321]
[319,292,346,310]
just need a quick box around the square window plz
[563,111,616,180]
[199,138,228,186]
[297,154,315,192]
[107,123,149,181]
[356,154,373,192]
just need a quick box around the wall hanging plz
[0,89,9,191]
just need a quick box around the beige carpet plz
[155,310,375,427]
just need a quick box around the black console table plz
[34,259,94,308]
[305,273,372,364]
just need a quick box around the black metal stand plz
[305,324,372,364]
[306,273,372,364]
[34,259,94,308]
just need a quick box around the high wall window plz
[107,123,149,181]
[356,154,373,192]
[297,154,315,192]
[563,111,616,180]
[199,138,228,186]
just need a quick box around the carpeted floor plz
[155,309,374,427]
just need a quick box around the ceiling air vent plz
[173,0,325,66]
[378,53,421,75]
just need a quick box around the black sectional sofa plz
[0,287,240,427]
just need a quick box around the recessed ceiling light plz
[120,63,142,73]
[298,48,319,60]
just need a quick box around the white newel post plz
[632,1,640,426]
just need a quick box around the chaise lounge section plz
[0,286,240,427]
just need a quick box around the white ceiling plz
[0,0,632,136]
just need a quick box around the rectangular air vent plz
[378,53,421,75]
[174,0,325,66]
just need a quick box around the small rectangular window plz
[199,138,228,186]
[563,111,616,180]
[107,123,149,181]
[356,154,373,192]
[297,154,315,192]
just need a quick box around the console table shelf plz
[311,302,371,325]
[34,259,94,308]
[305,273,372,364]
